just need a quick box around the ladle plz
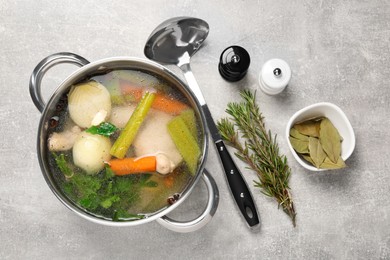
[144,17,260,230]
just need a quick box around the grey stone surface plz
[1,0,389,259]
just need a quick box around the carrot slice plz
[108,156,157,176]
[152,93,189,115]
[120,82,143,100]
[121,83,189,115]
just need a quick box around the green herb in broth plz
[53,153,73,178]
[138,174,158,188]
[54,152,148,220]
[86,122,118,137]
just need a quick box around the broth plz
[46,69,202,221]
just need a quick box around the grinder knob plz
[218,45,250,82]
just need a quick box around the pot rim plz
[36,56,209,226]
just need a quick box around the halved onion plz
[68,81,111,128]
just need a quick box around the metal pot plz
[29,52,219,233]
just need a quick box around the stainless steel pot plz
[29,52,219,233]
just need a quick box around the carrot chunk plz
[108,156,157,176]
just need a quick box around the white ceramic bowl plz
[286,102,356,171]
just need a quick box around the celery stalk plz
[110,92,156,159]
[179,109,198,141]
[167,116,201,175]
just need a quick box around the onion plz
[73,131,111,174]
[68,81,111,128]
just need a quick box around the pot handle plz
[156,169,219,233]
[29,52,90,112]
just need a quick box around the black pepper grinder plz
[218,45,251,82]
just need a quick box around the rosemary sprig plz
[217,90,296,227]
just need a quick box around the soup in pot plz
[46,69,202,221]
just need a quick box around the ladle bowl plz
[144,17,209,65]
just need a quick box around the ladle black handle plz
[202,105,260,230]
[215,141,260,230]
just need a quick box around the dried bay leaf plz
[289,136,309,153]
[320,156,346,169]
[319,118,342,163]
[302,154,315,166]
[291,117,346,170]
[308,137,327,168]
[294,119,321,137]
[290,127,309,141]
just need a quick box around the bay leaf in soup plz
[319,118,342,163]
[290,127,309,141]
[320,156,346,169]
[289,136,309,153]
[294,120,321,137]
[309,137,327,168]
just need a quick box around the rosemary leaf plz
[217,90,297,227]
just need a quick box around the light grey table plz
[1,1,389,259]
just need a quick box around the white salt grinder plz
[258,59,291,95]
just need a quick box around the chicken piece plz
[156,153,176,175]
[108,105,136,128]
[133,109,182,167]
[48,126,82,151]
